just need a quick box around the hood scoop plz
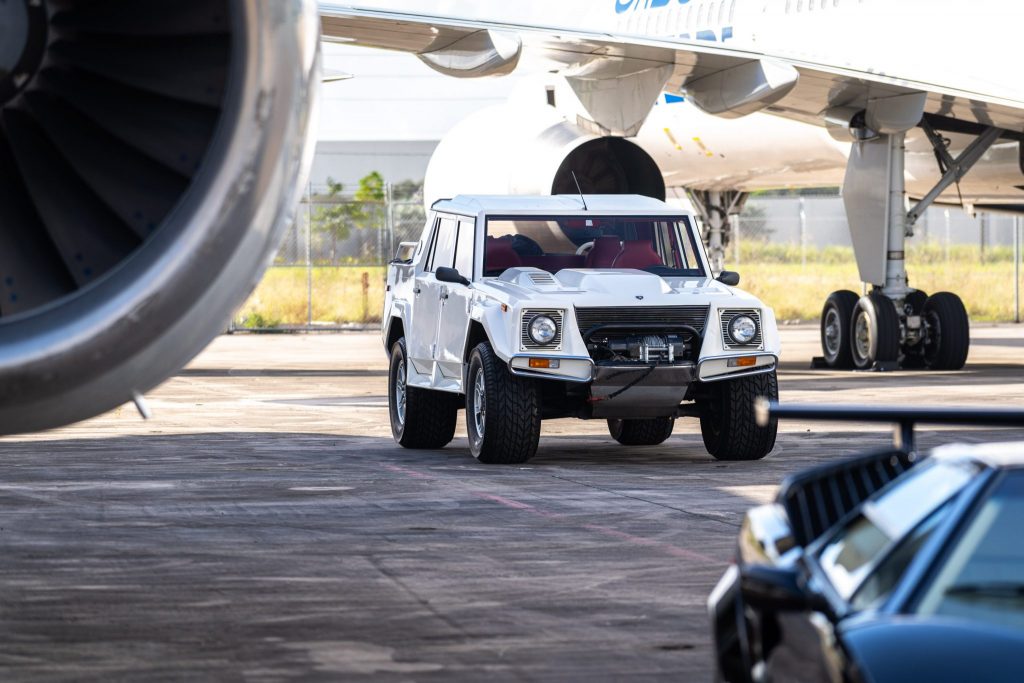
[555,269,674,296]
[527,272,556,286]
[499,267,562,290]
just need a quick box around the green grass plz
[235,245,1022,327]
[736,243,1021,322]
[235,266,386,327]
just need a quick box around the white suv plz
[383,195,780,464]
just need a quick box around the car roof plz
[431,194,688,218]
[930,441,1024,468]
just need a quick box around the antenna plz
[570,171,588,211]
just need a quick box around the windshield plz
[916,469,1024,632]
[483,216,705,277]
[817,459,979,601]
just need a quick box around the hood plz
[491,267,734,298]
[842,617,1024,683]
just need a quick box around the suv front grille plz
[521,309,564,350]
[574,305,709,337]
[720,308,763,349]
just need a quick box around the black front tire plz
[922,292,970,370]
[700,371,778,462]
[850,293,900,370]
[466,342,541,464]
[820,290,859,369]
[607,418,675,446]
[388,338,458,449]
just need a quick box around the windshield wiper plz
[945,582,1024,598]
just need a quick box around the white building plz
[311,43,526,191]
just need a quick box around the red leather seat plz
[586,236,623,268]
[612,240,662,269]
[484,236,522,274]
[520,254,585,272]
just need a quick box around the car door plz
[434,217,477,383]
[408,215,457,378]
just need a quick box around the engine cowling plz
[0,0,320,434]
[423,104,665,207]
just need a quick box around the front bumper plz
[509,352,777,386]
[588,363,695,418]
[697,353,777,382]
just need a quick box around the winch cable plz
[589,363,658,402]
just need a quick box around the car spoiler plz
[755,400,1024,546]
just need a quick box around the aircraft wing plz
[319,4,1024,140]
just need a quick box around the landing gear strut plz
[818,118,1002,371]
[686,190,747,273]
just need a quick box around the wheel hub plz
[472,372,486,438]
[394,362,407,426]
[0,0,47,107]
[853,310,871,360]
[823,308,842,356]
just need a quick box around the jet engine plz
[0,0,320,434]
[423,104,665,207]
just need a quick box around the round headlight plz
[728,315,758,345]
[529,315,558,345]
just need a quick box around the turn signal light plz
[529,358,560,369]
[728,356,757,368]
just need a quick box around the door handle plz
[440,288,449,300]
[413,287,421,295]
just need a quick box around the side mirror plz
[436,266,471,287]
[390,241,417,264]
[740,564,837,621]
[717,270,740,286]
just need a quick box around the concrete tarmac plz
[1,326,1023,680]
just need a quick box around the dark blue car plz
[709,404,1024,683]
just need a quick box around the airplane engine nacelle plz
[423,104,665,207]
[0,0,321,434]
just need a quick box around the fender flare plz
[383,301,410,355]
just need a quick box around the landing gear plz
[920,292,970,370]
[900,290,930,369]
[850,293,900,370]
[820,290,860,369]
[818,289,970,371]
[816,112,1000,371]
[686,190,747,273]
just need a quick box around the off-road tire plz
[466,342,541,464]
[820,290,859,369]
[607,418,675,446]
[700,370,778,461]
[388,338,458,449]
[922,292,970,370]
[850,292,900,370]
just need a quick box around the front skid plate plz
[588,364,695,419]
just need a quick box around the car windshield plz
[915,469,1024,632]
[817,458,979,601]
[483,216,705,277]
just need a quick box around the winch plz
[588,334,689,364]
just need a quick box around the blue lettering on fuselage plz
[615,0,689,13]
[614,0,696,12]
[613,0,733,44]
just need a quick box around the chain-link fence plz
[729,193,1024,323]
[232,184,426,330]
[233,188,1024,329]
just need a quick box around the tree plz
[311,172,386,263]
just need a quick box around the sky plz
[318,43,529,142]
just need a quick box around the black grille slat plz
[574,305,709,336]
[778,449,919,546]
